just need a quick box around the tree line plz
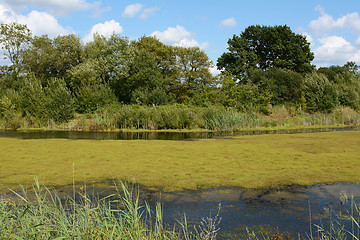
[0,22,359,127]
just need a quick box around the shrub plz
[19,76,74,125]
[303,72,338,113]
[74,84,117,114]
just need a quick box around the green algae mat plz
[1,131,359,191]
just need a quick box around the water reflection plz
[153,183,360,238]
[1,126,359,140]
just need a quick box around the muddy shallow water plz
[150,183,360,238]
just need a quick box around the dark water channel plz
[47,182,360,238]
[155,183,360,238]
[1,127,360,238]
[1,125,360,140]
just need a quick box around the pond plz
[154,183,360,238]
[0,126,360,140]
[1,127,360,238]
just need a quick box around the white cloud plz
[300,32,313,44]
[151,25,192,45]
[309,6,360,35]
[0,0,105,16]
[83,20,123,43]
[356,37,360,46]
[220,17,237,28]
[139,7,158,19]
[151,25,209,50]
[20,10,71,36]
[122,3,143,18]
[314,36,360,65]
[0,4,71,37]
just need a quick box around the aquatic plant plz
[312,193,360,240]
[0,178,221,239]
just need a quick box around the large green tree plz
[0,22,32,78]
[172,46,214,103]
[23,34,83,85]
[217,25,314,80]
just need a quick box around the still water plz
[53,182,360,238]
[154,183,360,238]
[0,126,360,140]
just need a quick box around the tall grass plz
[1,104,360,131]
[0,178,221,239]
[312,193,360,240]
[64,104,360,132]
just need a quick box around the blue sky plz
[0,0,359,72]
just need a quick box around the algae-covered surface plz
[1,131,359,191]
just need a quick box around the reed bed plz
[59,105,360,132]
[1,104,360,132]
[0,178,221,239]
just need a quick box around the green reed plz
[0,178,221,239]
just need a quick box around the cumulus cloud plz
[139,7,158,19]
[122,4,158,19]
[220,17,237,28]
[313,36,360,65]
[0,4,72,37]
[307,6,360,66]
[83,20,123,43]
[152,25,192,45]
[309,6,360,35]
[0,0,107,16]
[122,3,143,18]
[151,25,209,50]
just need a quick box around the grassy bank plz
[1,131,360,192]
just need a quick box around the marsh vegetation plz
[1,131,360,192]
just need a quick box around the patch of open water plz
[153,183,360,238]
[0,126,359,140]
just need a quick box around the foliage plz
[0,22,360,126]
[303,72,338,113]
[23,34,83,83]
[74,83,117,114]
[19,76,74,124]
[217,25,314,80]
[0,22,31,77]
[318,62,360,110]
[250,68,304,105]
[172,46,215,102]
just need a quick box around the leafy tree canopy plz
[0,22,31,77]
[217,25,315,81]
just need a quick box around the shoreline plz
[0,123,359,134]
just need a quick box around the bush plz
[303,72,338,113]
[45,78,74,122]
[250,68,304,105]
[19,76,74,125]
[74,84,117,114]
